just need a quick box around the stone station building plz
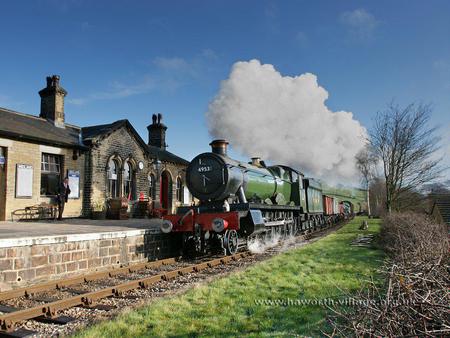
[0,75,190,289]
[0,76,87,221]
[0,75,190,221]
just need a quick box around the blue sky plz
[1,0,449,172]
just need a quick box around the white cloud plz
[153,57,190,72]
[263,2,280,34]
[295,31,308,45]
[206,59,367,183]
[0,94,23,108]
[340,8,378,40]
[67,76,155,105]
[201,48,219,60]
[68,49,219,106]
[433,59,450,72]
[80,21,92,31]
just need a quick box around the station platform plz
[0,218,181,290]
[0,218,162,247]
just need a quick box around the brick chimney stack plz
[39,75,67,128]
[147,113,167,150]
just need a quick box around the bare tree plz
[355,145,378,216]
[370,102,443,213]
[369,177,386,216]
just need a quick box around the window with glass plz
[107,159,119,198]
[123,160,134,200]
[176,177,183,203]
[149,173,156,200]
[41,153,62,196]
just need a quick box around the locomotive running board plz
[264,220,295,227]
[231,203,302,212]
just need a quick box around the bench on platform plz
[11,203,58,221]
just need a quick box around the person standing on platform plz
[57,177,71,221]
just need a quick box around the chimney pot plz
[52,75,60,87]
[210,139,229,156]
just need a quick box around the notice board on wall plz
[16,164,33,198]
[68,170,80,199]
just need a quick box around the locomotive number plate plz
[198,166,212,173]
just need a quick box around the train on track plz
[161,140,366,255]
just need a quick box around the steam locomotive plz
[161,140,359,255]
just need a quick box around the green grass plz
[73,217,384,338]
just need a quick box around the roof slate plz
[82,119,189,166]
[0,107,85,149]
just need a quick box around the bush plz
[328,212,450,337]
[381,212,448,264]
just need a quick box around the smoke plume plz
[206,60,367,182]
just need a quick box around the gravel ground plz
[0,224,342,337]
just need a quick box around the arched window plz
[176,177,183,203]
[148,173,156,200]
[123,160,135,200]
[107,159,119,198]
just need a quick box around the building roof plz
[431,193,450,225]
[147,144,189,166]
[82,119,189,166]
[82,119,130,142]
[0,107,86,149]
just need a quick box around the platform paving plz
[0,218,180,289]
[0,218,163,247]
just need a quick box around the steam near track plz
[248,234,282,254]
[206,59,367,183]
[248,233,298,254]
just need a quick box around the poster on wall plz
[16,164,33,198]
[68,170,80,199]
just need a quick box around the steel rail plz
[0,252,251,332]
[0,257,179,302]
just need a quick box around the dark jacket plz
[58,182,71,203]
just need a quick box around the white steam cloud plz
[206,60,367,182]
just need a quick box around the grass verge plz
[73,216,383,338]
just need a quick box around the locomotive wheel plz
[223,230,238,255]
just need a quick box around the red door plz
[160,171,171,212]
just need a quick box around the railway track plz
[0,220,348,337]
[0,252,251,337]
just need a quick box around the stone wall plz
[0,137,85,221]
[83,126,149,216]
[0,231,182,290]
[83,125,188,216]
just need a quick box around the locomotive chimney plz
[210,139,229,156]
[251,157,262,167]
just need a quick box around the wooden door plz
[160,171,172,212]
